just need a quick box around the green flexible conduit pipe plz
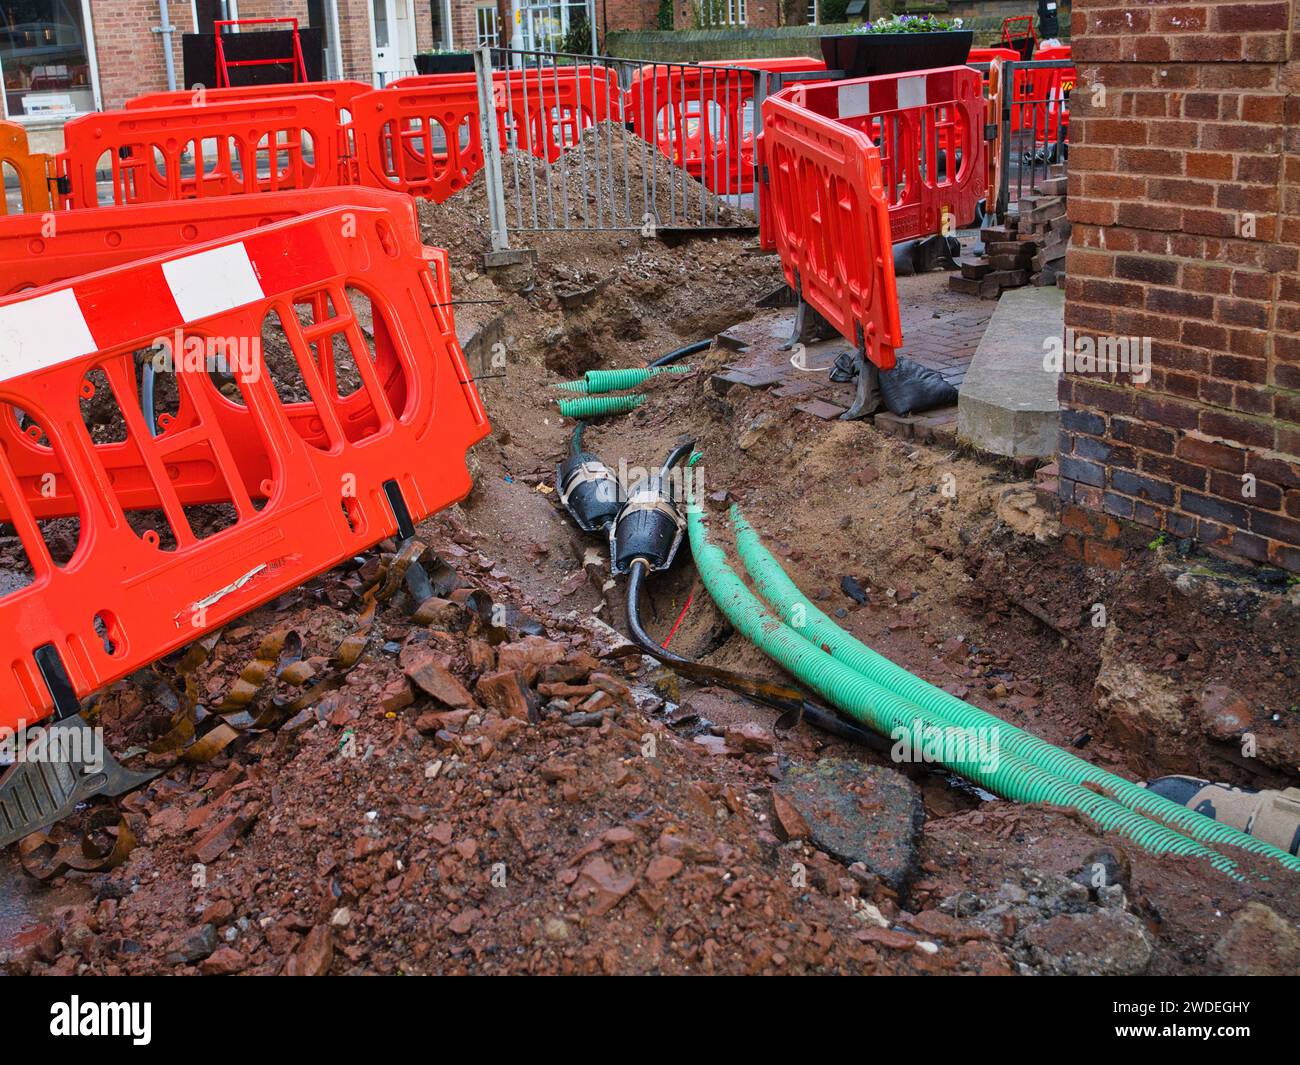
[683,500,1249,877]
[557,394,646,418]
[728,507,1300,876]
[554,366,693,394]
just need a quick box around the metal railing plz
[475,46,765,248]
[996,58,1073,216]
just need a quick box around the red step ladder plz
[214,17,309,89]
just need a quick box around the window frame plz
[0,0,104,123]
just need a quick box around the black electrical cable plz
[649,338,711,368]
[658,440,695,487]
[557,427,885,751]
[627,560,694,668]
[625,559,890,753]
[142,361,159,438]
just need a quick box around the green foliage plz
[819,0,852,21]
[657,0,674,29]
[854,12,964,32]
[562,14,592,54]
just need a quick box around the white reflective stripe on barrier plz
[0,289,97,379]
[162,242,264,322]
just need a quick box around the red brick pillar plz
[1061,0,1300,572]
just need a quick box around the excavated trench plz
[1,178,1297,973]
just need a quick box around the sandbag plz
[878,356,959,416]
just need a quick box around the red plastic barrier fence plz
[967,46,1019,96]
[124,81,372,184]
[0,187,398,295]
[0,189,451,524]
[626,65,738,193]
[0,193,488,728]
[968,47,1020,64]
[350,80,485,203]
[1010,47,1073,140]
[627,60,830,195]
[124,80,371,118]
[495,67,622,164]
[757,80,901,370]
[700,57,831,194]
[0,120,52,216]
[389,68,620,166]
[772,66,985,244]
[57,96,344,209]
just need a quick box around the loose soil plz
[2,159,1297,975]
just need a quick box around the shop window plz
[0,1,96,118]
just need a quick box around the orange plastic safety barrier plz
[626,59,830,196]
[57,96,345,209]
[968,47,1020,64]
[774,66,985,244]
[124,81,372,184]
[0,189,447,526]
[986,57,1005,214]
[0,192,488,728]
[757,78,901,371]
[124,80,371,118]
[350,80,485,203]
[0,187,396,295]
[701,57,831,195]
[626,65,736,194]
[967,46,1019,96]
[1009,47,1073,141]
[388,68,620,167]
[0,120,53,216]
[495,67,622,164]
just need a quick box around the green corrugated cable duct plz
[583,366,692,393]
[682,497,1249,877]
[726,506,1300,877]
[557,394,646,419]
[552,366,694,395]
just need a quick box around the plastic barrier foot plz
[840,346,883,421]
[779,294,836,352]
[0,720,161,848]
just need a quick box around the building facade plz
[0,0,611,123]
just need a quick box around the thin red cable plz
[662,589,694,649]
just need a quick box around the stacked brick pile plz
[949,168,1068,298]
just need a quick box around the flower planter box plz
[414,52,476,76]
[819,30,974,80]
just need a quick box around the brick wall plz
[605,0,662,34]
[450,2,481,49]
[89,0,192,110]
[89,0,366,107]
[1060,0,1300,573]
[672,0,790,30]
[336,0,375,81]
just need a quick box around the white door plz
[370,0,414,86]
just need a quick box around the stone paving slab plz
[957,285,1064,459]
[712,268,994,435]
